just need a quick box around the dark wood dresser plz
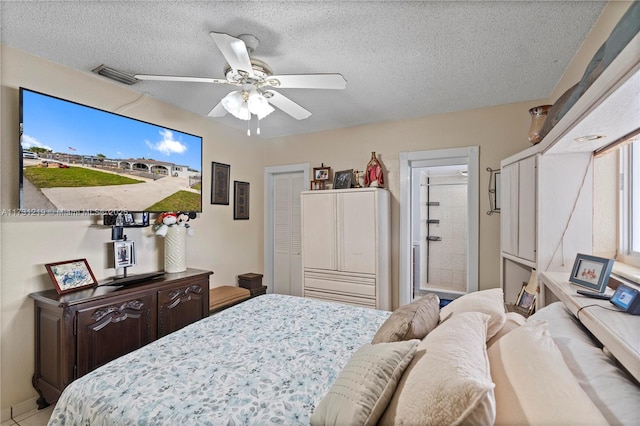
[29,268,212,407]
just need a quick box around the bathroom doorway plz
[412,165,468,300]
[399,147,479,306]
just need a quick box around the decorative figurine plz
[353,170,363,188]
[365,152,384,187]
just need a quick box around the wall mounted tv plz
[19,88,203,214]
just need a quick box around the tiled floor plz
[1,405,54,426]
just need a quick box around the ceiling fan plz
[135,32,347,134]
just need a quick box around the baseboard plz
[0,395,40,422]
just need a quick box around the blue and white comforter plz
[48,294,390,425]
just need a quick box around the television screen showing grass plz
[19,88,203,214]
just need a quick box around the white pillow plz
[311,340,419,426]
[488,319,609,425]
[529,302,640,425]
[379,311,496,426]
[487,311,526,348]
[440,288,506,340]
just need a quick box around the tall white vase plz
[164,226,187,273]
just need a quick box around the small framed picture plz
[569,253,614,292]
[114,240,136,268]
[515,283,537,315]
[234,181,250,220]
[313,167,331,181]
[211,162,230,205]
[334,169,354,189]
[45,258,98,295]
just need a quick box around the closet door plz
[301,192,336,270]
[273,173,305,295]
[339,191,377,274]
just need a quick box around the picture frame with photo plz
[569,253,615,292]
[234,181,250,220]
[114,240,136,269]
[45,258,98,295]
[313,166,331,181]
[211,162,230,205]
[514,282,537,316]
[334,169,354,189]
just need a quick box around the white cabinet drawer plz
[304,290,376,308]
[304,270,376,298]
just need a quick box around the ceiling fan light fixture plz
[221,91,251,120]
[248,91,275,120]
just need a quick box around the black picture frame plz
[211,162,230,205]
[45,258,98,295]
[234,181,250,220]
[569,253,615,292]
[334,169,353,189]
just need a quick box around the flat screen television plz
[19,87,203,214]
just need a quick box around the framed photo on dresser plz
[45,258,98,295]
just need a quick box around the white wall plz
[0,45,266,414]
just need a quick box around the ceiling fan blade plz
[207,101,228,118]
[265,91,311,120]
[266,74,347,90]
[210,32,254,77]
[135,74,228,84]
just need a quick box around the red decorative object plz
[365,152,384,187]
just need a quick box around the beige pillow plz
[372,293,440,344]
[488,320,609,425]
[310,340,419,426]
[379,311,496,426]
[439,288,506,340]
[487,311,526,348]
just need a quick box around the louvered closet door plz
[273,172,305,296]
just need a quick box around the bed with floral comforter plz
[48,294,391,425]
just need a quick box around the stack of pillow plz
[311,288,617,426]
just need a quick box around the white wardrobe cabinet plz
[500,152,593,305]
[500,155,537,264]
[301,188,390,310]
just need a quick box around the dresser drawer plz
[304,290,376,308]
[304,270,376,298]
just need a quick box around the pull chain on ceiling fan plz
[134,31,347,134]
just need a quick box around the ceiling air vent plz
[92,64,139,85]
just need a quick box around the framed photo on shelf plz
[114,240,136,268]
[211,162,230,205]
[45,258,98,295]
[514,283,537,315]
[569,253,614,292]
[334,169,353,189]
[313,166,331,181]
[234,181,250,220]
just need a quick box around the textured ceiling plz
[0,1,607,139]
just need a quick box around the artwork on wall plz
[234,181,250,220]
[211,162,230,205]
[45,258,98,295]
